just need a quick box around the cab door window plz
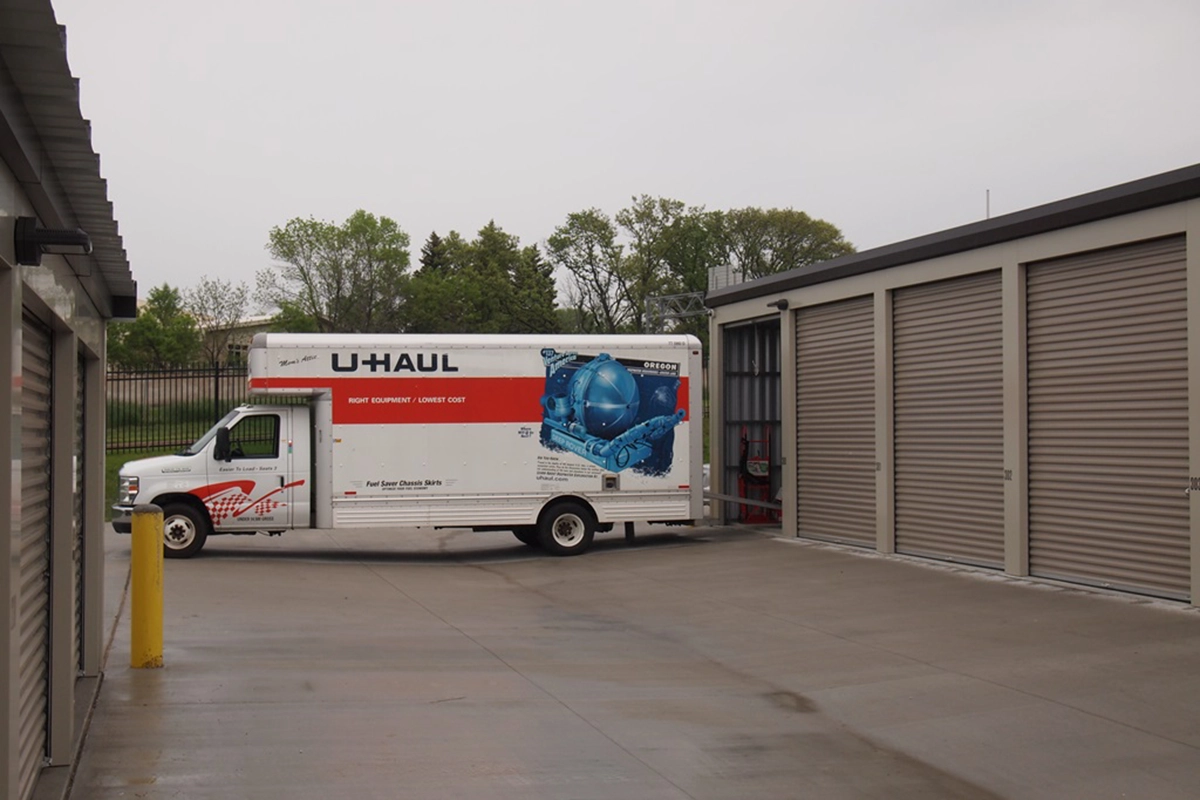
[225,414,280,459]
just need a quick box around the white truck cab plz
[113,404,312,556]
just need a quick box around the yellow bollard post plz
[130,504,164,669]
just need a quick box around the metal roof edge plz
[706,162,1200,308]
[0,3,135,316]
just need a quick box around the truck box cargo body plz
[113,333,703,557]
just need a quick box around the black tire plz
[161,502,209,559]
[512,526,540,547]
[537,501,595,556]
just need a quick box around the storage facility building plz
[1,5,136,799]
[707,164,1200,604]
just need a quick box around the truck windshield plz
[178,409,241,455]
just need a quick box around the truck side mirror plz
[215,427,232,462]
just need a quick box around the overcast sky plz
[51,0,1200,305]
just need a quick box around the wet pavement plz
[68,523,1200,799]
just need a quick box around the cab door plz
[206,411,295,530]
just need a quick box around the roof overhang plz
[0,2,136,318]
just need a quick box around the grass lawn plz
[105,448,176,521]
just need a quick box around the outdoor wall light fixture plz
[767,299,789,310]
[14,216,92,266]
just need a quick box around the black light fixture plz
[767,298,789,310]
[14,216,92,266]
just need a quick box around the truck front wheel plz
[538,501,595,556]
[161,503,209,559]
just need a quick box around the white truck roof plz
[250,332,700,349]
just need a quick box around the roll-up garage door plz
[75,354,86,674]
[796,295,876,545]
[894,272,1004,567]
[18,312,53,800]
[1027,236,1189,599]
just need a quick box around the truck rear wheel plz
[161,503,209,559]
[538,501,595,556]
[512,527,540,547]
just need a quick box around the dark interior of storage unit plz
[721,319,782,524]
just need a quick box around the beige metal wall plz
[0,10,123,792]
[1,225,110,800]
[711,199,1200,603]
[75,355,86,674]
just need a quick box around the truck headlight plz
[118,476,139,505]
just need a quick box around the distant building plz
[203,312,276,365]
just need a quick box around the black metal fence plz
[106,365,303,453]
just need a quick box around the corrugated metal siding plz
[893,272,1005,567]
[1027,236,1189,599]
[75,354,86,674]
[722,321,782,520]
[18,312,53,800]
[795,296,876,545]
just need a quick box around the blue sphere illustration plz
[569,357,639,439]
[647,384,678,417]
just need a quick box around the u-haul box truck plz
[113,333,703,558]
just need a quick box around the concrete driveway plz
[70,523,1200,799]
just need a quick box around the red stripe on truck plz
[251,376,545,424]
[332,377,545,424]
[249,375,689,426]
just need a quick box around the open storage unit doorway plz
[720,318,782,524]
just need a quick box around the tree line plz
[107,277,249,369]
[108,198,854,369]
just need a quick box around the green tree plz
[406,224,556,334]
[554,306,587,333]
[509,245,559,333]
[660,209,727,295]
[546,209,629,334]
[461,221,520,332]
[108,284,202,369]
[184,275,250,365]
[723,207,855,279]
[655,208,727,347]
[551,199,854,340]
[268,300,321,333]
[406,231,471,333]
[552,199,722,336]
[258,210,411,333]
[418,231,453,274]
[615,195,687,332]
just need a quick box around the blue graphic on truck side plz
[539,350,684,475]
